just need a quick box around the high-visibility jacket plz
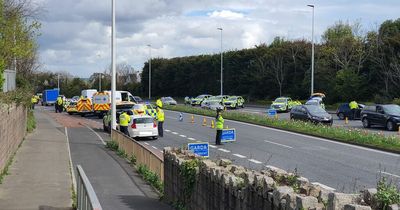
[156,99,163,108]
[57,97,63,105]
[349,101,358,109]
[31,97,37,104]
[216,115,224,130]
[156,108,164,122]
[119,112,130,126]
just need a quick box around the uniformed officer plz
[119,111,131,136]
[156,106,165,137]
[215,108,224,145]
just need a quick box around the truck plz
[42,89,59,106]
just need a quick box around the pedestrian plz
[156,98,163,108]
[156,106,165,137]
[119,111,131,136]
[56,96,63,113]
[349,100,358,120]
[31,95,37,110]
[215,108,224,145]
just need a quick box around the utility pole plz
[217,27,223,95]
[57,74,60,90]
[99,73,102,91]
[147,44,151,99]
[307,4,315,95]
[111,0,116,129]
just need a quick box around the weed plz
[129,154,137,165]
[376,178,400,209]
[117,149,127,158]
[105,140,118,151]
[27,110,36,133]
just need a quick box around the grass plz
[164,105,400,153]
[137,164,164,195]
[27,110,36,133]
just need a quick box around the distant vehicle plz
[201,100,224,111]
[360,104,400,131]
[132,96,143,104]
[184,96,192,105]
[271,97,296,112]
[224,96,245,109]
[127,115,158,140]
[42,89,59,106]
[81,89,98,100]
[76,97,93,117]
[71,96,80,102]
[103,103,135,132]
[161,97,177,105]
[191,94,212,106]
[92,92,111,118]
[103,90,137,103]
[66,101,78,115]
[305,98,325,109]
[336,103,365,120]
[290,105,333,125]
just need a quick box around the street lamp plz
[111,0,116,129]
[147,44,152,99]
[97,54,102,91]
[307,4,315,95]
[217,27,223,95]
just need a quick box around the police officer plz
[156,98,163,108]
[56,96,63,113]
[119,111,131,136]
[349,100,358,120]
[31,95,37,110]
[156,106,165,137]
[215,108,224,145]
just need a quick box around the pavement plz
[0,110,72,210]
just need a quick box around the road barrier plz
[76,165,102,210]
[111,129,164,181]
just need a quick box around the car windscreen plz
[274,98,286,103]
[133,96,142,102]
[134,118,154,124]
[383,105,400,115]
[133,104,145,110]
[306,105,327,115]
[228,97,237,100]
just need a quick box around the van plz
[81,89,98,100]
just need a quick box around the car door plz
[299,107,309,121]
[287,98,293,109]
[375,106,387,126]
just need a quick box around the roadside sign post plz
[221,128,236,143]
[267,109,277,118]
[188,142,209,157]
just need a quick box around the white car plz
[127,115,158,139]
[161,97,177,105]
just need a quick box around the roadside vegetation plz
[165,105,400,153]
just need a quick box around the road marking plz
[65,127,77,192]
[312,182,336,191]
[152,146,158,150]
[241,110,262,114]
[144,142,149,145]
[179,134,187,138]
[264,140,293,149]
[209,145,217,148]
[172,132,178,135]
[218,148,230,153]
[380,171,400,179]
[248,159,262,164]
[85,125,106,145]
[233,154,246,158]
[188,137,196,141]
[165,129,171,132]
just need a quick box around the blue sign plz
[267,109,277,117]
[221,129,236,143]
[188,142,209,157]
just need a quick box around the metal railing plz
[76,165,102,210]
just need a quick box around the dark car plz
[290,105,333,125]
[103,103,135,132]
[336,103,365,120]
[360,104,400,131]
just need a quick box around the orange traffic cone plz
[191,115,194,124]
[202,117,207,126]
[211,120,215,129]
[345,117,348,124]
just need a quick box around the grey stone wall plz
[163,148,399,210]
[0,104,27,172]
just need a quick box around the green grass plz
[165,105,400,153]
[137,164,164,195]
[27,110,36,133]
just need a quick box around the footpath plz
[0,109,72,210]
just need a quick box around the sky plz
[34,0,400,78]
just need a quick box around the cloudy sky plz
[35,0,400,78]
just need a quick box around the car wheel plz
[386,120,395,131]
[338,113,345,120]
[80,113,85,117]
[97,114,103,119]
[152,136,158,140]
[68,112,72,115]
[362,118,370,128]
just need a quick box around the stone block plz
[309,184,321,198]
[362,188,377,206]
[273,186,294,207]
[263,176,275,192]
[285,193,297,210]
[216,158,232,167]
[265,165,288,179]
[327,192,361,210]
[344,204,372,210]
[388,204,399,210]
[296,195,319,209]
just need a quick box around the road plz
[76,109,400,193]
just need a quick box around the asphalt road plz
[69,109,400,193]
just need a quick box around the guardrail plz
[76,165,102,210]
[111,129,164,181]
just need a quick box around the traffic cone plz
[179,112,183,122]
[274,114,278,119]
[191,115,194,124]
[202,117,207,126]
[345,117,348,124]
[211,120,215,129]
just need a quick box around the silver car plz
[161,97,177,105]
[127,115,158,139]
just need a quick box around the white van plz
[81,89,98,100]
[104,90,136,103]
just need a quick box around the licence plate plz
[140,132,152,135]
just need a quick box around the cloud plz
[208,10,245,20]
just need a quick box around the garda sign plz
[188,142,209,157]
[267,109,277,117]
[221,129,236,143]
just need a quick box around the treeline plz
[141,19,400,104]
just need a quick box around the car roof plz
[131,114,153,119]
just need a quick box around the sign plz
[188,142,209,157]
[221,128,236,143]
[267,109,277,117]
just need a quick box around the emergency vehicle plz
[93,91,111,118]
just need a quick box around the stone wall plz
[163,148,399,210]
[0,104,27,173]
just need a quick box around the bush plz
[106,140,119,151]
[137,164,163,194]
[376,178,400,209]
[27,110,36,133]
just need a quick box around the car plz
[191,94,212,106]
[336,103,365,120]
[127,115,158,139]
[66,101,78,115]
[131,103,157,118]
[360,104,400,131]
[132,96,143,104]
[290,105,333,125]
[103,103,136,132]
[71,96,80,102]
[224,96,245,109]
[270,97,295,112]
[208,101,225,111]
[305,98,325,109]
[161,97,177,105]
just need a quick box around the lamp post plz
[147,44,152,99]
[217,27,223,95]
[307,4,315,95]
[111,0,116,129]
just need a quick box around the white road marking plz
[188,137,196,141]
[179,134,187,138]
[248,159,262,164]
[172,132,178,135]
[152,146,158,150]
[209,145,217,148]
[165,129,171,132]
[380,171,400,179]
[85,125,106,145]
[65,128,77,192]
[233,154,246,158]
[312,182,336,191]
[144,142,149,145]
[218,148,230,153]
[264,140,293,149]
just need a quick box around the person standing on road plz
[119,111,131,136]
[156,106,165,137]
[215,108,224,145]
[349,100,358,120]
[31,95,37,110]
[56,96,63,113]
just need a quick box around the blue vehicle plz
[42,89,59,106]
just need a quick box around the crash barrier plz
[0,104,27,173]
[111,129,164,181]
[164,148,398,210]
[76,165,102,210]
